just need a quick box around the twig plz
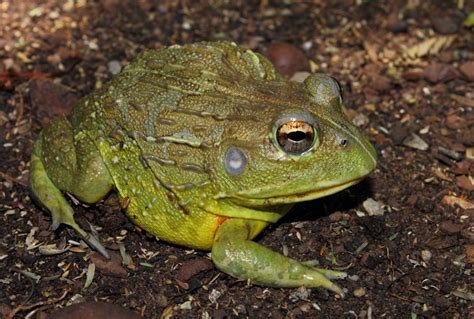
[7,289,69,319]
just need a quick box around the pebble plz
[458,127,474,146]
[459,61,474,82]
[353,287,366,297]
[430,13,460,34]
[452,160,471,175]
[362,198,385,216]
[47,301,142,319]
[423,63,460,83]
[264,42,310,77]
[175,257,213,282]
[440,220,462,234]
[89,251,128,278]
[456,175,474,191]
[464,244,474,263]
[208,289,222,304]
[388,20,408,33]
[108,60,122,75]
[289,287,311,302]
[390,123,410,145]
[421,249,432,263]
[352,113,369,127]
[329,211,343,222]
[403,133,429,151]
[370,74,392,92]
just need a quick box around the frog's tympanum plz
[30,42,376,296]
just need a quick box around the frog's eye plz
[274,114,318,155]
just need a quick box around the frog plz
[29,41,376,296]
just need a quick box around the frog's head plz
[207,73,376,222]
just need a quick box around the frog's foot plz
[211,218,346,297]
[30,149,110,259]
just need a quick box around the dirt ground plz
[0,1,473,318]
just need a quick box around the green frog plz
[29,41,376,296]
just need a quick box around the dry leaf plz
[442,195,474,210]
[451,94,474,108]
[404,35,456,59]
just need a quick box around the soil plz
[0,1,473,318]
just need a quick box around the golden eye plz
[276,120,316,154]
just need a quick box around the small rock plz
[388,20,408,33]
[452,160,472,175]
[352,113,369,127]
[353,287,366,297]
[440,220,462,234]
[446,113,464,130]
[456,175,474,191]
[0,303,12,319]
[403,133,429,151]
[108,60,122,75]
[459,61,474,82]
[390,123,410,145]
[458,127,474,146]
[430,12,461,34]
[328,211,343,222]
[208,289,222,304]
[362,198,385,216]
[264,42,310,77]
[370,74,392,92]
[434,296,452,308]
[464,244,474,263]
[289,287,311,302]
[89,251,128,278]
[47,301,142,319]
[360,251,384,269]
[405,194,418,206]
[402,69,424,81]
[175,258,213,282]
[467,148,474,160]
[344,237,366,253]
[156,293,168,308]
[210,309,228,319]
[421,249,432,263]
[299,302,312,313]
[423,63,460,83]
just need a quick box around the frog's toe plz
[80,230,110,259]
[314,268,347,280]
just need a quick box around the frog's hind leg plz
[29,118,113,257]
[211,218,346,296]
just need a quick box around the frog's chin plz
[229,178,363,207]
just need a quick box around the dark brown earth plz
[1,1,473,318]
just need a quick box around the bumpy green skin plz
[29,41,376,295]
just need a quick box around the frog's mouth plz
[229,177,363,207]
[207,177,363,223]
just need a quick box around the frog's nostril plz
[339,138,348,148]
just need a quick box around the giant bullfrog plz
[29,41,376,296]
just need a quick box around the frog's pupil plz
[288,131,306,142]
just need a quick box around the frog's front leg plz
[211,218,346,296]
[29,118,113,257]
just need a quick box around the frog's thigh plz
[34,118,113,203]
[211,218,346,296]
[30,118,112,229]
